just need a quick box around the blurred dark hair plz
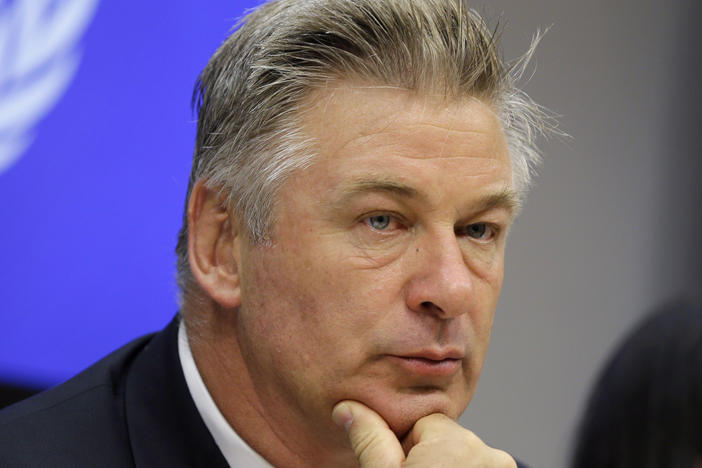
[571,300,702,468]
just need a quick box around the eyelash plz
[458,223,499,242]
[363,214,403,232]
[361,214,500,242]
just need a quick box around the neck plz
[184,306,358,468]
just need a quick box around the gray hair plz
[175,0,552,304]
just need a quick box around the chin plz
[364,389,466,437]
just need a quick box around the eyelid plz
[359,211,407,231]
[459,222,501,241]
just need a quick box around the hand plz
[332,400,517,468]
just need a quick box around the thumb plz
[332,400,405,468]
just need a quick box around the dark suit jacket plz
[0,316,529,468]
[0,316,228,467]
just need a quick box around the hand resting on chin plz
[332,400,518,468]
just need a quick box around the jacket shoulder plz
[0,333,154,467]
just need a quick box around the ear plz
[187,180,242,308]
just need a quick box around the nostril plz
[421,301,444,315]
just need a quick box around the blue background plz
[0,0,260,387]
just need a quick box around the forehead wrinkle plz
[437,114,459,160]
[378,117,505,161]
[305,85,504,164]
[340,124,504,165]
[411,122,493,136]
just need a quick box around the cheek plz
[467,263,503,362]
[470,247,505,300]
[463,241,507,280]
[469,257,504,318]
[471,280,499,346]
[240,244,369,357]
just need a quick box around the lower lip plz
[388,356,462,377]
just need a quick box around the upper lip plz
[396,349,464,361]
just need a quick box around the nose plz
[405,232,474,319]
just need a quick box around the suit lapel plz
[124,316,229,468]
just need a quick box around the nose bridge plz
[407,228,473,319]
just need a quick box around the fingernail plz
[332,402,353,432]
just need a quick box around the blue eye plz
[466,223,490,239]
[367,215,391,230]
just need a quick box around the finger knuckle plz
[457,428,480,446]
[492,449,518,468]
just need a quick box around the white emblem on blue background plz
[0,0,98,174]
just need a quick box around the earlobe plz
[187,180,242,308]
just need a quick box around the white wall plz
[459,1,701,466]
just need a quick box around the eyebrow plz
[338,178,424,202]
[336,178,520,216]
[471,187,521,217]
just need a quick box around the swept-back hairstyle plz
[571,301,702,468]
[175,0,551,302]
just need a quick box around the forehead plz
[297,83,512,196]
[301,82,508,164]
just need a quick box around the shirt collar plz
[178,320,275,468]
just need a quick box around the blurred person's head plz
[571,301,702,468]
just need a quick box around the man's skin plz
[186,82,518,467]
[333,401,516,467]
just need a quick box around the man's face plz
[234,83,515,439]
